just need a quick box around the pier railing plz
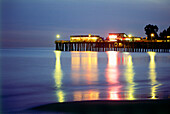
[55,41,170,52]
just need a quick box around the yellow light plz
[71,38,80,40]
[128,34,132,37]
[124,54,135,100]
[89,34,91,37]
[109,38,117,41]
[54,51,65,102]
[90,37,98,39]
[54,51,62,88]
[148,52,161,99]
[56,34,60,39]
[151,33,154,37]
[57,90,65,102]
[125,38,130,41]
[124,34,127,37]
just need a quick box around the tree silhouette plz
[167,26,170,36]
[144,24,159,40]
[160,26,170,38]
[160,30,167,38]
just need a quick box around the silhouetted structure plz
[144,24,159,40]
[160,26,170,39]
[55,41,170,53]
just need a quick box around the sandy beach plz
[26,99,170,113]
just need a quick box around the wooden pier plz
[55,41,170,53]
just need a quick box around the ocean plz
[1,48,170,113]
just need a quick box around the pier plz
[55,41,170,53]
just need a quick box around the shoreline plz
[27,99,170,113]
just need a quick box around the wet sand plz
[26,99,170,113]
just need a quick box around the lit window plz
[109,35,117,39]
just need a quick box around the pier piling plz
[55,41,170,53]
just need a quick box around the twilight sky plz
[1,0,170,47]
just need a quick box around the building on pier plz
[70,34,104,42]
[106,33,141,42]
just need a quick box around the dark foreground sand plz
[22,99,170,113]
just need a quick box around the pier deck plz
[55,41,170,52]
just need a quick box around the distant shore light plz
[56,34,60,39]
[128,34,132,37]
[151,33,154,37]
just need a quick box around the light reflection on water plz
[74,90,99,101]
[53,51,166,101]
[71,52,98,85]
[124,54,136,100]
[106,51,121,100]
[2,49,170,112]
[54,51,65,102]
[148,52,161,99]
[71,51,99,101]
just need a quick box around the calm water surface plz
[1,48,170,112]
